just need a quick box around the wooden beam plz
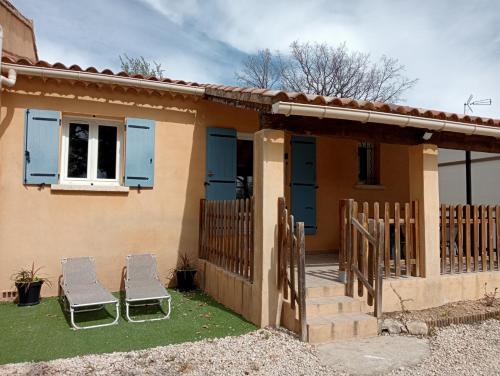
[260,113,500,153]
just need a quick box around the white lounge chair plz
[125,253,171,323]
[60,257,120,330]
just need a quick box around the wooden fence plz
[277,197,307,341]
[343,199,384,318]
[340,200,421,278]
[198,198,254,281]
[440,204,500,274]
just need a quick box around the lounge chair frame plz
[125,254,171,323]
[60,257,120,330]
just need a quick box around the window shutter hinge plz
[59,119,61,126]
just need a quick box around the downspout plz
[271,102,500,139]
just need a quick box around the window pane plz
[97,125,117,179]
[67,123,89,178]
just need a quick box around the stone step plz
[306,282,345,298]
[307,313,379,344]
[306,296,362,317]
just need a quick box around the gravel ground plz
[1,321,499,376]
[0,328,336,376]
[390,320,500,376]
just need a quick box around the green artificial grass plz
[0,290,256,365]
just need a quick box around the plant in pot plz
[175,254,197,291]
[11,263,51,306]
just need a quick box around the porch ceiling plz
[259,113,500,154]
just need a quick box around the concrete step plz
[306,296,362,317]
[306,282,345,298]
[307,313,378,344]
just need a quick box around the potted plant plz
[175,254,197,291]
[11,263,51,306]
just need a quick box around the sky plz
[13,0,500,119]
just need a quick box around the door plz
[205,127,237,200]
[291,135,317,235]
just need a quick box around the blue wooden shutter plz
[23,109,60,185]
[291,135,317,235]
[205,127,236,200]
[125,118,155,188]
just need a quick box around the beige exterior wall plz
[0,78,259,298]
[362,273,500,313]
[285,134,410,252]
[0,1,38,61]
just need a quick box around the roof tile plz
[3,56,499,127]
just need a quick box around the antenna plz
[462,95,492,205]
[464,94,492,114]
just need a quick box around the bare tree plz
[119,54,165,79]
[236,42,417,103]
[235,49,279,89]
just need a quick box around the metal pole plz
[464,102,472,205]
[465,151,472,205]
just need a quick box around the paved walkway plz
[317,335,430,375]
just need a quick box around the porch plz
[197,121,500,341]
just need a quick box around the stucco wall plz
[0,78,259,297]
[285,134,410,252]
[0,1,37,61]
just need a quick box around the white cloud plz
[14,0,500,118]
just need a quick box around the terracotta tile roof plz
[4,57,500,128]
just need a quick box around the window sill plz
[354,184,386,190]
[51,184,130,193]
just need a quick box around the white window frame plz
[60,116,123,186]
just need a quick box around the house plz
[1,2,500,344]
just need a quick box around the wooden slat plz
[496,206,500,271]
[474,205,479,272]
[395,202,401,277]
[481,205,487,272]
[352,202,359,296]
[351,218,376,244]
[277,198,284,290]
[449,205,455,274]
[441,205,447,273]
[235,199,241,275]
[289,214,296,309]
[351,266,375,296]
[375,220,384,318]
[384,202,390,278]
[297,222,307,342]
[489,206,495,271]
[413,201,420,277]
[405,202,411,276]
[372,203,379,303]
[243,199,249,279]
[345,199,354,297]
[465,205,471,272]
[249,197,254,281]
[457,205,463,273]
[282,207,289,300]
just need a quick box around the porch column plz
[253,128,285,327]
[408,144,441,278]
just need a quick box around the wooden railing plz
[277,197,307,341]
[340,200,421,278]
[440,204,500,274]
[343,199,384,318]
[199,198,254,281]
